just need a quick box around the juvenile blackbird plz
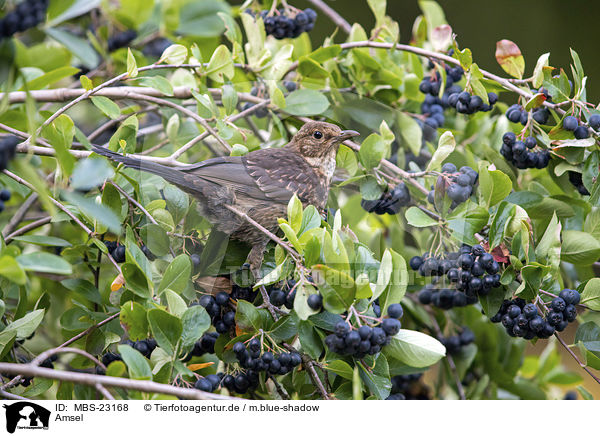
[92,121,359,275]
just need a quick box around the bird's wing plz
[242,149,322,203]
[180,149,320,204]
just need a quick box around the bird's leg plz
[247,243,283,321]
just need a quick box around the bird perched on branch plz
[92,121,359,277]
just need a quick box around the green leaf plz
[177,1,229,37]
[327,360,355,380]
[0,255,27,284]
[495,39,525,78]
[384,329,446,367]
[336,144,358,176]
[180,305,211,352]
[478,163,513,208]
[358,133,386,169]
[269,314,299,341]
[45,27,100,69]
[581,278,600,310]
[157,254,191,295]
[427,131,455,171]
[235,300,264,331]
[405,207,438,227]
[127,48,138,78]
[561,230,600,265]
[71,158,114,191]
[312,265,355,314]
[117,345,152,380]
[120,301,149,341]
[42,114,76,177]
[488,202,515,248]
[158,44,188,66]
[165,290,188,317]
[284,90,330,116]
[535,213,561,269]
[17,252,72,275]
[293,282,320,321]
[62,191,122,234]
[378,250,408,315]
[206,45,234,82]
[47,0,101,26]
[91,96,121,119]
[136,76,174,96]
[147,309,182,356]
[11,235,71,247]
[140,224,170,257]
[25,66,81,90]
[222,84,238,116]
[396,112,423,156]
[4,309,45,340]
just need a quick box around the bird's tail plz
[92,145,189,187]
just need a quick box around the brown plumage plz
[92,121,359,275]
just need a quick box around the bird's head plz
[288,121,359,158]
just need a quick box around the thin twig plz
[94,383,115,400]
[307,0,352,34]
[269,375,290,400]
[555,333,600,385]
[4,217,52,242]
[0,363,239,400]
[1,193,39,238]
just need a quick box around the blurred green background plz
[236,0,600,101]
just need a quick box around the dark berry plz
[307,294,323,310]
[563,116,578,131]
[382,318,401,336]
[387,304,403,319]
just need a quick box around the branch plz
[307,0,352,34]
[2,169,122,273]
[555,333,600,385]
[1,193,39,238]
[0,363,238,400]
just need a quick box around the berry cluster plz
[0,0,48,40]
[490,290,580,339]
[199,292,237,334]
[268,279,297,310]
[506,104,529,125]
[100,338,157,369]
[563,115,592,139]
[360,183,411,215]
[0,136,19,171]
[195,371,260,395]
[325,304,403,358]
[232,339,302,375]
[104,241,155,263]
[418,63,464,129]
[123,338,157,358]
[107,30,137,52]
[183,332,219,361]
[417,286,478,309]
[500,132,550,169]
[447,90,498,115]
[386,373,430,400]
[439,328,475,355]
[426,164,478,208]
[411,244,501,298]
[568,171,590,195]
[247,8,317,40]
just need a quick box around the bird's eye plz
[313,131,323,139]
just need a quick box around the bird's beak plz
[337,130,360,142]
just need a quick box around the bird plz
[92,121,359,277]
